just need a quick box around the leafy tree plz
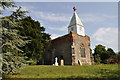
[93,45,116,64]
[93,45,106,63]
[94,45,106,55]
[106,49,117,64]
[94,54,101,64]
[107,48,116,58]
[18,16,51,64]
[117,52,120,64]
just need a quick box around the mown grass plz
[3,64,119,80]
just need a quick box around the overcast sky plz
[2,2,118,52]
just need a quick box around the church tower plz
[68,7,85,36]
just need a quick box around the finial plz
[73,6,77,11]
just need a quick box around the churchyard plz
[3,64,119,80]
[1,1,119,80]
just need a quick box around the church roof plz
[68,10,83,28]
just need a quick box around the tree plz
[0,0,16,14]
[107,48,116,58]
[94,54,101,64]
[93,45,116,64]
[0,0,29,74]
[106,49,117,64]
[18,16,51,64]
[117,52,120,64]
[1,16,28,74]
[93,45,106,63]
[10,6,29,20]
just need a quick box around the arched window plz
[80,47,86,58]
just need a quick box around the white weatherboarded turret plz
[68,7,85,36]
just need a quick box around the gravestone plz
[60,59,64,66]
[55,57,58,66]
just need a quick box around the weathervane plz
[73,6,77,11]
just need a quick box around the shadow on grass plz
[2,77,119,80]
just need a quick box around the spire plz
[68,7,85,36]
[68,7,83,27]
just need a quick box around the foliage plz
[0,16,28,74]
[0,0,16,14]
[94,54,101,64]
[18,16,51,64]
[10,6,29,20]
[117,52,120,64]
[3,64,119,80]
[2,52,26,74]
[107,48,116,57]
[0,1,29,74]
[107,52,120,64]
[93,45,116,64]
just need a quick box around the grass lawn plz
[3,64,119,80]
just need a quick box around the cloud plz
[32,11,117,24]
[9,5,70,22]
[81,14,117,23]
[51,34,61,39]
[46,26,68,39]
[18,5,35,12]
[5,5,32,13]
[33,11,117,23]
[47,26,67,31]
[81,14,103,22]
[93,27,118,45]
[20,6,30,11]
[15,4,117,23]
[33,11,70,22]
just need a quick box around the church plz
[44,7,94,65]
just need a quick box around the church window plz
[81,48,86,58]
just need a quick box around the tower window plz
[81,48,86,58]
